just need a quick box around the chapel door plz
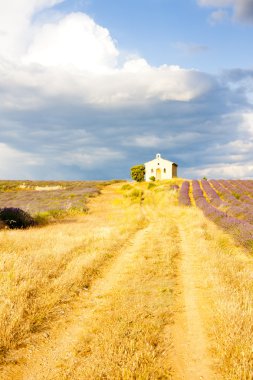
[156,168,161,180]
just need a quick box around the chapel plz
[144,153,178,181]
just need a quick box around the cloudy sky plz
[0,0,253,180]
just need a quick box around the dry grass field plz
[0,180,118,222]
[0,180,253,379]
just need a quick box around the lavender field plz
[179,179,253,249]
[1,180,253,379]
[0,180,114,216]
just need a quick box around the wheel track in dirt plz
[2,224,152,380]
[169,210,220,380]
[0,185,221,380]
[0,183,149,379]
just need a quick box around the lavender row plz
[212,180,253,225]
[192,180,253,249]
[178,181,191,206]
[214,180,253,209]
[200,180,223,207]
[210,180,239,205]
[223,202,253,224]
[200,180,253,224]
[219,180,246,201]
[217,179,253,205]
[219,180,253,205]
[235,181,253,204]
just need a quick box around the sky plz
[0,0,253,180]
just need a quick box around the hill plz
[0,180,252,379]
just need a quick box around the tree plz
[130,164,145,182]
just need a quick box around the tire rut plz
[1,224,151,380]
[170,215,218,380]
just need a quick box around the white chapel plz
[144,153,178,181]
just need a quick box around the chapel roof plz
[144,153,177,166]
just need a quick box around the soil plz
[0,184,219,379]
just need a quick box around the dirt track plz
[170,220,216,380]
[0,184,231,379]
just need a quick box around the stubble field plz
[0,179,253,379]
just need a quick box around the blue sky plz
[57,0,253,72]
[0,0,253,179]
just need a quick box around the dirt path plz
[170,217,216,380]
[13,226,153,380]
[0,184,221,379]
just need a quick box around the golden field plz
[0,180,253,379]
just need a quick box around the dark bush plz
[0,207,35,229]
[130,164,145,182]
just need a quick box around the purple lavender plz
[192,180,253,249]
[200,180,222,207]
[178,181,191,206]
[0,182,101,215]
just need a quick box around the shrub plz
[147,182,156,189]
[0,207,35,229]
[129,189,144,199]
[130,165,145,182]
[149,176,155,182]
[121,184,132,191]
[125,189,144,203]
[33,212,51,226]
[34,206,88,225]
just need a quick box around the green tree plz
[130,164,145,182]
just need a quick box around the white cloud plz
[0,0,63,59]
[0,143,42,178]
[0,1,251,180]
[59,147,125,168]
[172,41,208,55]
[209,9,229,24]
[198,0,253,23]
[24,12,119,72]
[0,58,214,108]
[226,139,253,153]
[241,112,253,137]
[198,0,232,5]
[188,163,253,179]
[124,132,202,148]
[235,0,253,22]
[126,135,164,148]
[0,2,215,109]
